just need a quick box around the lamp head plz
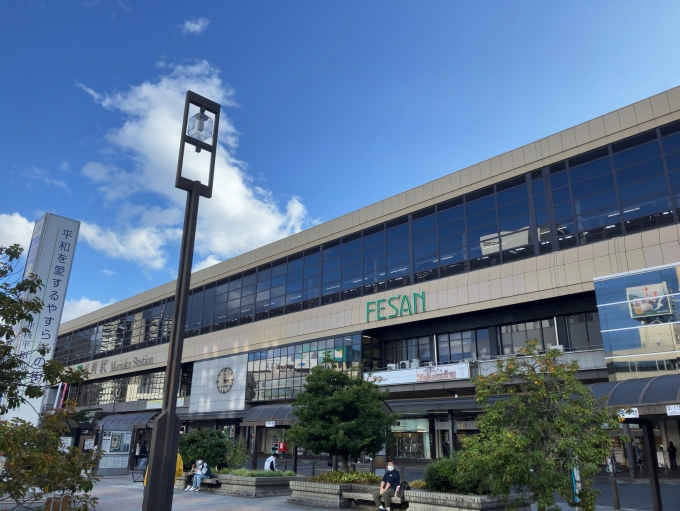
[176,91,221,199]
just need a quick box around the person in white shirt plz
[264,453,278,471]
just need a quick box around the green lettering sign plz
[364,291,426,322]
[376,299,387,320]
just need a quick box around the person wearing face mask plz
[372,460,400,511]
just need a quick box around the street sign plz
[618,408,639,419]
[265,421,276,427]
[667,405,680,416]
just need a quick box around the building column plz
[447,410,456,457]
[251,426,258,470]
[429,417,436,459]
[640,420,663,511]
[621,423,636,478]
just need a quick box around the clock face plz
[216,367,234,394]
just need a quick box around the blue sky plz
[2,1,680,322]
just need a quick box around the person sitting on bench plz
[373,460,400,511]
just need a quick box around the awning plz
[241,404,296,427]
[177,410,248,421]
[385,395,504,415]
[94,411,159,431]
[589,374,680,417]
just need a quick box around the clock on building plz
[216,367,234,394]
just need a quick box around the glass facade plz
[66,365,193,407]
[595,264,680,380]
[245,333,363,402]
[56,120,680,368]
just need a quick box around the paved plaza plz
[88,475,680,511]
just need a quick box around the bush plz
[217,468,296,477]
[224,439,248,469]
[424,456,459,492]
[309,471,382,484]
[409,479,428,490]
[179,429,228,470]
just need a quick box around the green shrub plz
[424,456,458,492]
[224,439,248,468]
[217,468,296,477]
[179,429,228,470]
[309,471,382,484]
[409,479,428,490]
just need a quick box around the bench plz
[342,492,403,506]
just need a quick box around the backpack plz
[395,481,410,498]
[203,463,212,478]
[269,459,275,471]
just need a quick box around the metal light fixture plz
[143,90,220,511]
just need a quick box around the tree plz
[457,340,619,511]
[0,401,101,511]
[179,429,229,469]
[287,355,394,472]
[0,244,86,415]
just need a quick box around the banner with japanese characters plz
[3,213,80,425]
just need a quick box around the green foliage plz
[224,439,249,469]
[409,479,428,490]
[178,429,228,469]
[424,456,459,492]
[309,471,382,484]
[287,354,394,472]
[0,244,87,415]
[457,340,619,511]
[0,401,101,511]
[217,468,296,477]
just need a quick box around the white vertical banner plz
[3,213,80,425]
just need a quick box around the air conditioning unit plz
[399,361,409,369]
[410,359,421,368]
[552,344,564,352]
[387,363,397,370]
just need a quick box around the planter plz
[216,474,305,498]
[288,481,353,508]
[404,490,531,511]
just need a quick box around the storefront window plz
[392,419,430,459]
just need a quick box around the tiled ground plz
[88,475,680,511]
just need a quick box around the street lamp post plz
[143,90,220,511]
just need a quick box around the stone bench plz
[174,476,219,491]
[342,491,403,505]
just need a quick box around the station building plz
[54,85,680,474]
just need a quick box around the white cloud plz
[0,212,34,252]
[100,269,115,276]
[80,222,180,271]
[180,18,210,35]
[60,161,69,171]
[21,166,70,192]
[62,296,116,323]
[78,61,313,272]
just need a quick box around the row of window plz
[245,333,363,402]
[56,120,680,367]
[66,365,192,407]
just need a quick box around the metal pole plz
[143,180,201,511]
[447,410,455,457]
[252,426,259,469]
[293,444,298,474]
[311,461,316,477]
[611,456,620,510]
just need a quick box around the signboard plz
[59,436,74,453]
[3,214,80,424]
[365,363,470,386]
[101,430,131,455]
[618,408,639,419]
[667,405,680,416]
[265,421,276,428]
[146,397,185,409]
[83,439,95,451]
[626,283,672,319]
[366,292,425,322]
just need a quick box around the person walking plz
[191,459,212,491]
[372,460,400,511]
[669,442,677,469]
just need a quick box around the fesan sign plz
[366,291,425,322]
